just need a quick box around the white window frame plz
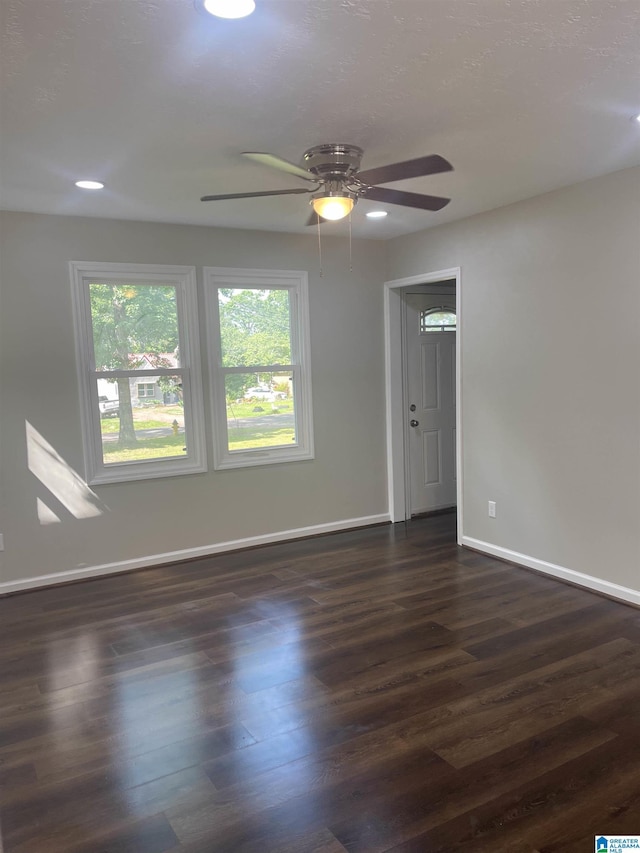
[204,267,314,470]
[70,262,207,485]
[137,382,156,398]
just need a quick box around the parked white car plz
[243,386,287,402]
[244,386,276,402]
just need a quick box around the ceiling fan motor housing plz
[302,144,364,180]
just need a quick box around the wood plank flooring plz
[1,513,640,852]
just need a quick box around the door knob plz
[410,419,419,428]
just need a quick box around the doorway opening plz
[383,268,462,543]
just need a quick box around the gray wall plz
[0,213,388,585]
[387,166,640,593]
[2,166,639,594]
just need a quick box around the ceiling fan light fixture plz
[201,0,255,18]
[311,193,355,221]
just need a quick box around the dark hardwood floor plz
[1,513,640,852]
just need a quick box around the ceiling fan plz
[201,143,453,224]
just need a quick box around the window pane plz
[225,373,295,451]
[420,309,456,332]
[205,267,313,470]
[98,375,188,465]
[72,262,206,484]
[89,283,181,370]
[218,288,292,368]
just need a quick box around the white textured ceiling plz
[1,0,639,238]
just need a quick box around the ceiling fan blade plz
[242,152,316,182]
[201,188,313,202]
[363,186,450,211]
[357,154,453,186]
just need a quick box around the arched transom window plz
[420,307,456,332]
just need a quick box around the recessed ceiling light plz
[201,0,255,18]
[75,180,104,190]
[366,210,388,219]
[633,113,640,123]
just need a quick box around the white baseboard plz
[462,536,640,608]
[0,513,390,595]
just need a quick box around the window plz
[204,267,314,469]
[70,262,206,484]
[420,307,456,332]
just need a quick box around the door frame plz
[383,267,463,543]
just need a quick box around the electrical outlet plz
[0,533,4,550]
[488,501,496,518]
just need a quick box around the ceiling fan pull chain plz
[316,214,323,278]
[349,210,353,273]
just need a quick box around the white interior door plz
[405,292,456,515]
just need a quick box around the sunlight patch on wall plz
[37,497,61,525]
[26,421,106,522]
